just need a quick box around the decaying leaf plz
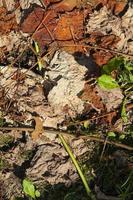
[21,7,45,33]
[79,83,105,112]
[55,11,84,41]
[92,50,113,66]
[85,33,120,66]
[94,0,127,15]
[43,0,61,7]
[21,4,89,54]
[0,7,18,34]
[52,0,87,12]
[31,117,43,140]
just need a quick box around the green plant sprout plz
[121,98,128,123]
[22,179,40,200]
[34,41,43,71]
[98,57,133,91]
[58,134,96,200]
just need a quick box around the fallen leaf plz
[79,83,105,112]
[97,74,119,90]
[92,50,113,66]
[105,111,117,125]
[52,0,87,12]
[94,0,127,15]
[100,35,120,48]
[113,1,127,15]
[24,8,88,54]
[0,7,18,34]
[31,117,43,140]
[85,33,119,66]
[21,7,45,33]
[55,11,84,40]
[43,0,61,7]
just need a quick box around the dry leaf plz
[0,7,18,34]
[95,0,127,15]
[114,1,127,15]
[100,35,120,48]
[43,0,61,7]
[55,11,84,40]
[31,117,43,140]
[92,50,113,66]
[52,0,86,12]
[21,7,45,33]
[79,83,105,111]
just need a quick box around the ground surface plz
[0,1,133,200]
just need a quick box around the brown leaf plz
[55,11,84,40]
[114,1,127,15]
[79,83,105,112]
[21,3,90,54]
[31,117,43,140]
[106,111,117,125]
[43,0,61,7]
[92,50,113,66]
[21,7,45,33]
[94,0,127,15]
[100,35,120,48]
[0,7,18,34]
[52,0,86,12]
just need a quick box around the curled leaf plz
[31,117,43,140]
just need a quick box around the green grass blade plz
[58,134,95,199]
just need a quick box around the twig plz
[0,126,133,151]
[100,136,108,162]
[61,44,133,59]
[69,110,117,125]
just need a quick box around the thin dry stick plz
[69,110,117,125]
[1,46,28,78]
[22,47,55,75]
[100,136,108,162]
[61,44,133,59]
[0,126,133,151]
[31,11,52,39]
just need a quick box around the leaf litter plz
[0,0,133,200]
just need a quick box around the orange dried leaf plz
[114,1,127,15]
[21,7,45,33]
[31,117,43,140]
[0,7,17,34]
[53,0,84,12]
[92,51,113,66]
[55,11,84,40]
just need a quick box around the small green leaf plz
[22,179,36,199]
[98,74,119,90]
[108,131,116,138]
[34,41,40,54]
[34,41,43,71]
[83,120,90,129]
[102,57,124,74]
[129,74,133,82]
[124,61,133,72]
[121,99,128,123]
[119,134,125,140]
[35,190,41,198]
